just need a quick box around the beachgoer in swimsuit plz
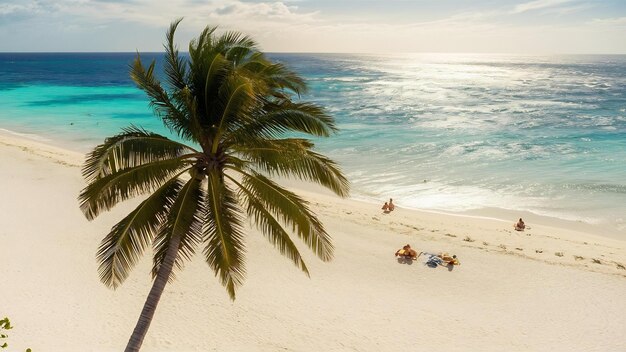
[514,218,525,231]
[396,244,417,258]
[438,252,459,265]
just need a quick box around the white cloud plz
[53,0,318,28]
[511,0,572,14]
[0,1,49,16]
[540,3,592,16]
[589,16,626,26]
[0,0,624,54]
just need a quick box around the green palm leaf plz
[197,52,229,126]
[244,59,307,95]
[79,157,192,220]
[82,126,198,183]
[227,175,309,275]
[211,74,257,151]
[204,173,246,300]
[188,25,218,61]
[227,101,336,144]
[97,177,183,289]
[163,18,188,90]
[152,174,205,280]
[231,169,334,262]
[130,55,194,140]
[214,30,257,63]
[233,138,350,197]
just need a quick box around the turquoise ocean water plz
[1,53,625,234]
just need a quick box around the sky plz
[0,0,625,53]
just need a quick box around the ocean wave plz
[559,183,626,194]
[0,128,51,142]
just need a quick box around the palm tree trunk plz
[124,234,181,352]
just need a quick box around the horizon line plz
[1,51,626,56]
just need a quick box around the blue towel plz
[425,255,442,268]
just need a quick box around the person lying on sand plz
[395,244,417,259]
[388,198,395,211]
[514,218,525,231]
[382,202,390,213]
[438,252,460,266]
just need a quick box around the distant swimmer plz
[514,218,525,231]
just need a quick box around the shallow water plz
[1,53,625,234]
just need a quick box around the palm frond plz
[188,25,218,61]
[244,59,307,95]
[211,74,257,151]
[227,101,336,143]
[97,177,183,289]
[232,138,349,197]
[130,54,194,140]
[215,30,257,64]
[204,173,246,300]
[172,86,205,141]
[163,18,188,90]
[152,174,205,281]
[82,126,198,183]
[79,157,192,220]
[199,52,230,127]
[229,168,334,262]
[226,174,309,275]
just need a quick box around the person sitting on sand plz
[406,246,417,258]
[382,202,390,213]
[396,244,417,259]
[514,218,525,231]
[395,245,409,257]
[438,252,460,266]
[388,198,395,211]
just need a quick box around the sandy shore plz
[1,131,625,352]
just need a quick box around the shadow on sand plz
[396,257,415,265]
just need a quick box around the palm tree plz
[78,19,349,352]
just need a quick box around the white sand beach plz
[1,130,625,352]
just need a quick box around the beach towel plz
[425,255,442,268]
